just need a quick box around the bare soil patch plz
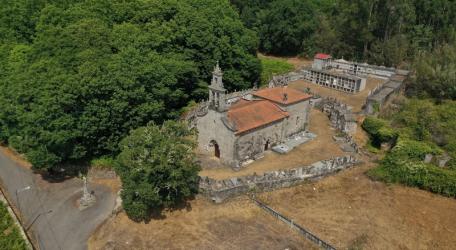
[199,109,345,180]
[290,78,386,112]
[88,197,317,250]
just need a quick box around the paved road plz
[0,151,116,250]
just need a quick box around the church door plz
[214,143,220,158]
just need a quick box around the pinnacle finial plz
[214,61,222,75]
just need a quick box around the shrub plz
[362,117,387,136]
[370,158,456,198]
[90,156,115,170]
[369,137,454,198]
[377,127,397,144]
[362,117,397,147]
[392,138,442,160]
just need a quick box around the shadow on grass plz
[126,194,197,223]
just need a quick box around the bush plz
[392,138,442,160]
[90,156,115,170]
[369,137,454,197]
[368,99,456,198]
[362,117,397,147]
[362,117,387,136]
[377,127,397,144]
[369,157,456,198]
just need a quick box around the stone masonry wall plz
[315,97,358,135]
[199,155,358,203]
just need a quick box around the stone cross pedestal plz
[79,176,96,210]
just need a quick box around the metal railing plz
[251,196,336,250]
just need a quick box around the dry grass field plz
[90,159,456,250]
[258,161,456,250]
[89,197,317,250]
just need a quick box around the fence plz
[251,197,336,250]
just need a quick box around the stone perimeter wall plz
[314,97,358,135]
[199,155,358,203]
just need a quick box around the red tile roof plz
[228,100,289,135]
[252,87,312,105]
[314,53,332,60]
[229,99,253,110]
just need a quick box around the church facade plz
[196,64,312,170]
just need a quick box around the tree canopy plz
[410,42,456,101]
[115,121,200,221]
[231,0,456,66]
[0,0,260,170]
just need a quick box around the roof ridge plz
[229,99,267,112]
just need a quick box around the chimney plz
[282,86,288,102]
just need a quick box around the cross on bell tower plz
[209,62,227,112]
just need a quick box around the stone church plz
[196,64,312,169]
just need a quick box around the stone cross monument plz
[79,176,96,210]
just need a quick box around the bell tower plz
[208,62,227,112]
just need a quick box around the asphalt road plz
[0,151,116,250]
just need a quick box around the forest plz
[0,0,455,171]
[0,0,260,170]
[231,0,456,65]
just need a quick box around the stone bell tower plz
[208,62,227,112]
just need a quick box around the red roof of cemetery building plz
[227,100,289,135]
[314,53,332,60]
[252,87,312,106]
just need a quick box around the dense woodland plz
[231,0,456,64]
[0,0,260,170]
[0,0,455,220]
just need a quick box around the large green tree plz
[0,0,260,170]
[411,42,456,101]
[232,0,455,67]
[116,121,200,221]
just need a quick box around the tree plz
[411,42,456,101]
[0,0,260,171]
[256,0,319,55]
[115,121,200,221]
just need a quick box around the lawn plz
[260,57,294,86]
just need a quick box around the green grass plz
[0,201,28,250]
[260,57,294,86]
[90,156,115,170]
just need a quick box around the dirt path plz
[199,109,346,180]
